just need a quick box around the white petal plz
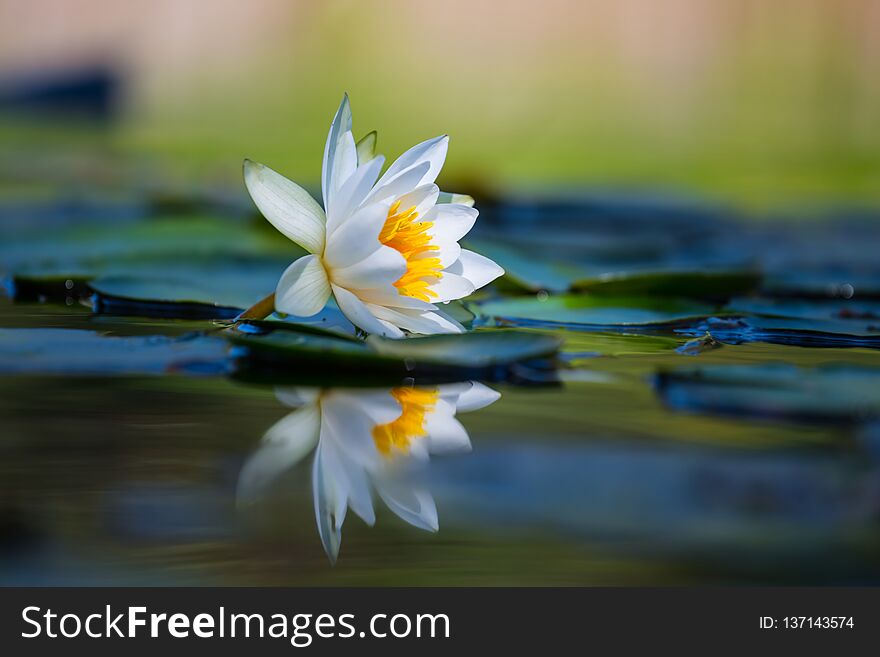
[423,203,478,243]
[330,390,403,426]
[446,249,504,290]
[324,201,389,270]
[437,191,475,207]
[429,239,462,268]
[313,440,345,563]
[319,420,376,527]
[354,286,437,310]
[429,271,474,302]
[375,481,438,532]
[274,255,331,317]
[326,156,385,236]
[366,305,465,335]
[424,412,472,454]
[394,184,439,218]
[453,381,501,413]
[428,307,467,333]
[243,160,326,254]
[275,387,320,408]
[332,284,404,338]
[328,131,357,208]
[330,245,406,291]
[321,391,403,446]
[375,135,448,190]
[364,161,430,205]
[322,94,354,211]
[237,404,321,505]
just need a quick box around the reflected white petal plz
[375,480,439,532]
[454,382,502,413]
[424,411,471,454]
[275,387,321,408]
[237,404,321,505]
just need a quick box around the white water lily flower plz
[237,382,501,562]
[243,94,504,338]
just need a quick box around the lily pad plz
[572,270,760,301]
[478,295,718,330]
[0,214,299,277]
[655,364,880,425]
[727,296,880,324]
[0,328,228,375]
[227,323,561,384]
[466,241,587,293]
[366,329,561,367]
[683,316,880,349]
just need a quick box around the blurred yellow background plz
[2,0,879,207]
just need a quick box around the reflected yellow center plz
[372,387,439,457]
[379,200,443,302]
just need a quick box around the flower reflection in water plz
[237,382,500,562]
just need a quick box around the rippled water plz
[3,301,880,585]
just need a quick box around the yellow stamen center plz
[372,387,439,457]
[379,200,442,301]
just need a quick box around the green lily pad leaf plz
[727,296,880,323]
[466,241,587,293]
[356,131,378,163]
[691,316,880,347]
[0,328,227,375]
[763,272,880,299]
[479,295,717,329]
[227,324,561,384]
[1,215,299,277]
[656,364,880,425]
[366,329,561,367]
[572,270,760,302]
[232,305,356,339]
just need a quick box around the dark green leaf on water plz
[727,296,880,324]
[227,323,562,384]
[366,329,562,368]
[478,295,718,330]
[687,316,880,349]
[466,240,587,293]
[655,363,880,425]
[763,271,880,300]
[0,328,227,375]
[572,270,761,302]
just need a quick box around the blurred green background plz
[2,0,879,208]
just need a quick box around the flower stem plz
[236,292,276,321]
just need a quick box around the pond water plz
[2,188,880,585]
